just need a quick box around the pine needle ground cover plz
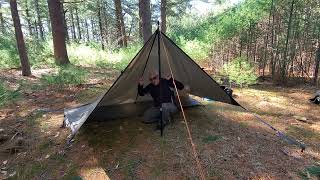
[0,68,319,179]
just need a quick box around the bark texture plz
[114,0,127,47]
[139,0,152,43]
[160,0,167,33]
[10,0,31,76]
[48,0,70,64]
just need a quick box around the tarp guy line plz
[161,35,206,180]
[160,31,306,152]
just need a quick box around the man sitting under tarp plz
[309,90,320,105]
[138,71,184,129]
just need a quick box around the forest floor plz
[0,67,319,179]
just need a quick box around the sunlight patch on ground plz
[310,122,320,132]
[1,67,319,179]
[251,174,274,179]
[80,166,110,180]
[236,88,279,97]
[256,101,287,111]
[304,148,320,162]
[39,114,64,129]
[237,88,288,104]
[31,68,58,78]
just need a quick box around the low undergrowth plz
[40,65,88,86]
[0,81,20,107]
[0,35,140,71]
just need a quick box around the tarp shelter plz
[64,30,241,137]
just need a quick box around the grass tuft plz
[287,125,320,140]
[15,161,47,179]
[50,153,66,164]
[0,81,20,107]
[26,111,44,127]
[38,140,53,152]
[202,135,222,143]
[40,65,87,86]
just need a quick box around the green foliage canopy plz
[220,56,257,87]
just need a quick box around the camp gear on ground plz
[310,95,320,104]
[309,90,320,105]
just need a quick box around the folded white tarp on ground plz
[64,96,102,135]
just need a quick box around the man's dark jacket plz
[138,78,184,107]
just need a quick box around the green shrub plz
[0,35,56,69]
[25,38,56,68]
[0,81,20,106]
[0,34,143,70]
[40,65,87,86]
[220,56,257,87]
[68,43,106,66]
[179,37,210,61]
[0,36,20,68]
[67,42,141,71]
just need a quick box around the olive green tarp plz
[64,30,239,136]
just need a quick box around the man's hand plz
[139,77,144,85]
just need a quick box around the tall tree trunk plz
[85,19,90,42]
[34,20,39,38]
[314,41,320,84]
[61,1,69,42]
[0,1,4,34]
[274,17,281,79]
[47,0,70,65]
[265,0,274,76]
[270,3,276,79]
[10,0,31,76]
[75,6,82,40]
[114,0,127,47]
[97,2,104,50]
[70,7,76,39]
[25,1,33,36]
[35,0,44,40]
[139,0,152,43]
[47,13,52,34]
[90,17,96,40]
[138,20,143,38]
[239,37,242,57]
[281,0,295,82]
[160,0,167,33]
[103,3,109,45]
[128,18,134,38]
[299,38,303,77]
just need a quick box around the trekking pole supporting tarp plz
[159,31,305,152]
[240,106,306,152]
[157,22,164,136]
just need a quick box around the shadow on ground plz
[0,68,319,179]
[65,102,316,179]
